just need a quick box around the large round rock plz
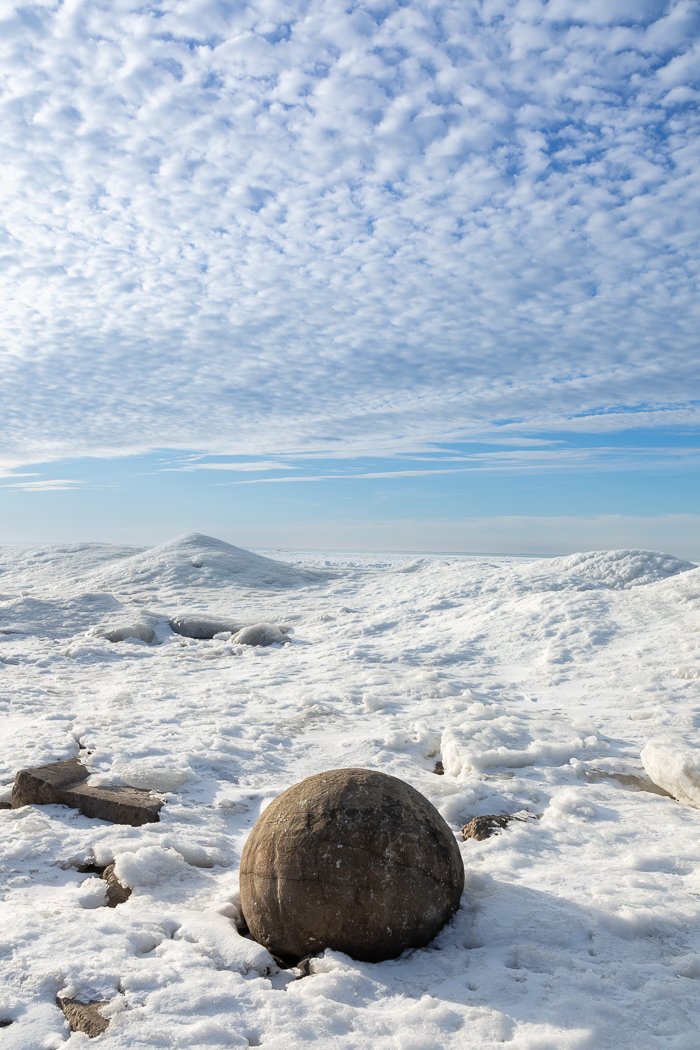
[239,768,464,962]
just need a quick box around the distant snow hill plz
[78,533,333,597]
[513,548,696,592]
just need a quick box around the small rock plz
[0,1018,14,1027]
[169,614,245,639]
[231,622,289,647]
[11,757,162,826]
[462,815,512,840]
[58,998,109,1038]
[433,760,445,775]
[102,863,131,907]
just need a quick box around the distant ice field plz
[1,534,699,1049]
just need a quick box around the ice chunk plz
[641,742,700,808]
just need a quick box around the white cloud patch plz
[4,479,82,492]
[0,1,698,466]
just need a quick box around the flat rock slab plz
[59,999,109,1038]
[11,758,162,826]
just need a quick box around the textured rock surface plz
[239,768,464,963]
[58,998,109,1037]
[102,863,132,906]
[11,758,162,826]
[461,814,512,841]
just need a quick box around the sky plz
[0,0,699,557]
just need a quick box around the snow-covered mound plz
[83,533,330,596]
[0,542,137,593]
[0,592,122,640]
[515,548,695,592]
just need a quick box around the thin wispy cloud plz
[0,1,697,467]
[163,460,296,473]
[3,479,82,492]
[228,446,700,483]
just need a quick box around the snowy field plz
[1,532,700,1049]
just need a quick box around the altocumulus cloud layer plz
[1,0,698,467]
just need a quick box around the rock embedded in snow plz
[462,814,513,841]
[641,742,700,808]
[11,757,162,826]
[58,998,109,1038]
[239,768,464,963]
[231,622,289,647]
[96,620,157,644]
[101,863,131,907]
[168,614,245,639]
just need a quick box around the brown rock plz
[239,768,464,963]
[102,863,132,907]
[11,758,162,826]
[461,814,512,841]
[58,999,109,1038]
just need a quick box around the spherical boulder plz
[239,767,464,963]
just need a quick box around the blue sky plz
[1,1,699,557]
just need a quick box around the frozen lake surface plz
[1,533,700,1048]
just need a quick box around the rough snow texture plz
[1,536,699,1048]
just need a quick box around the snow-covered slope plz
[83,532,332,597]
[1,541,699,1048]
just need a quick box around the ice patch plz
[110,761,192,793]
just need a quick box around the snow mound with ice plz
[518,549,695,592]
[641,742,700,808]
[83,533,330,596]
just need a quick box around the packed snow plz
[1,533,699,1048]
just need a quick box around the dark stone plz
[0,1018,13,1027]
[433,760,445,775]
[461,815,512,841]
[11,757,162,826]
[169,615,244,639]
[58,999,109,1038]
[102,863,131,907]
[239,768,464,963]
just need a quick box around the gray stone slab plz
[11,758,162,826]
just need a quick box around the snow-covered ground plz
[1,533,700,1049]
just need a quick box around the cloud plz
[0,1,697,468]
[3,479,82,492]
[162,460,295,472]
